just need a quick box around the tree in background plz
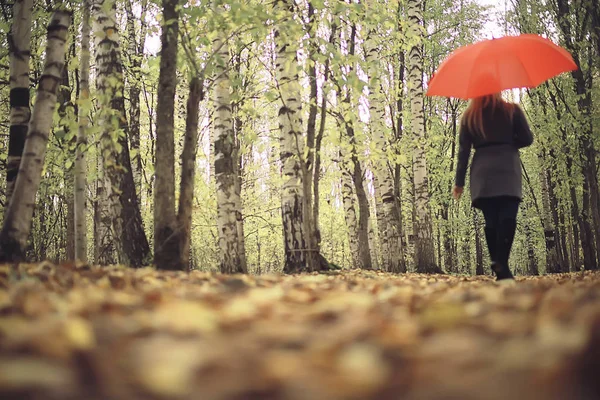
[154,0,181,270]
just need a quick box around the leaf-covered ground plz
[1,264,600,400]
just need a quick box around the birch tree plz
[213,23,243,273]
[333,22,372,270]
[364,31,406,273]
[93,0,150,266]
[273,0,311,273]
[407,0,440,273]
[125,0,148,195]
[75,0,91,262]
[339,145,361,269]
[94,0,127,264]
[0,11,71,262]
[5,0,34,205]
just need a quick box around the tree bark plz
[312,24,335,257]
[372,173,385,270]
[233,126,247,273]
[337,23,372,270]
[93,0,128,265]
[213,30,243,274]
[5,0,34,205]
[274,0,310,273]
[555,0,599,270]
[524,214,539,275]
[0,11,71,262]
[407,0,440,273]
[75,0,91,263]
[364,31,406,273]
[339,147,361,269]
[58,66,76,262]
[230,56,248,274]
[94,0,150,266]
[539,152,561,273]
[94,148,115,264]
[154,0,181,270]
[125,0,148,197]
[178,77,202,272]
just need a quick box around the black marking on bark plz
[8,125,28,156]
[10,87,30,108]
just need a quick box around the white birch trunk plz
[371,172,385,269]
[75,0,91,263]
[274,0,308,273]
[213,30,242,274]
[0,11,71,261]
[92,0,128,265]
[407,0,439,273]
[340,155,361,269]
[6,0,34,204]
[365,33,406,272]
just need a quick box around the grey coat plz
[455,104,534,208]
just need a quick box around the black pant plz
[476,197,520,267]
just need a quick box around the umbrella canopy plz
[426,34,577,99]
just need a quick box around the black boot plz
[493,218,516,281]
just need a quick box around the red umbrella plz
[426,34,577,99]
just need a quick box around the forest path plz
[1,264,599,400]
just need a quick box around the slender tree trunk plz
[524,215,539,275]
[443,102,458,273]
[154,0,181,270]
[539,153,561,273]
[178,77,202,271]
[305,2,321,256]
[350,140,373,270]
[125,0,148,197]
[312,26,335,255]
[0,11,71,262]
[75,0,91,263]
[233,137,247,273]
[392,5,406,262]
[213,31,243,274]
[461,228,472,274]
[232,114,247,273]
[339,148,361,269]
[5,0,34,205]
[372,174,385,270]
[407,0,440,273]
[95,153,114,264]
[364,32,406,273]
[555,0,599,270]
[231,50,248,273]
[56,59,75,262]
[338,24,372,270]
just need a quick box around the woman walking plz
[453,93,533,280]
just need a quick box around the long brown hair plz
[462,93,515,137]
